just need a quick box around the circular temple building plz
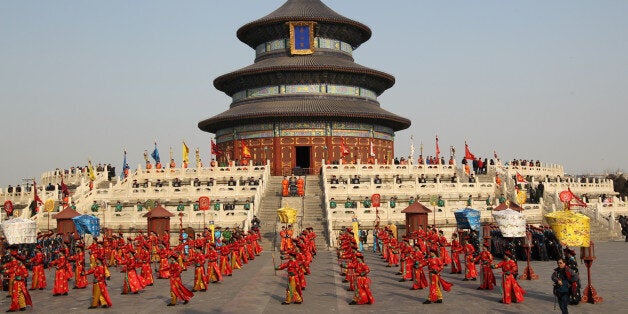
[198,0,410,176]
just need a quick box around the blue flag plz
[151,143,160,163]
[121,150,130,179]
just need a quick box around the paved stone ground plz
[1,241,625,313]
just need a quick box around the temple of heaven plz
[198,0,411,176]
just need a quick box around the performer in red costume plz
[156,244,171,279]
[118,250,146,294]
[411,248,428,290]
[29,246,46,290]
[275,253,303,305]
[493,251,525,304]
[450,233,463,274]
[84,258,113,309]
[438,230,452,266]
[50,251,71,296]
[6,257,33,312]
[463,239,478,280]
[166,254,194,306]
[69,246,89,289]
[219,245,233,276]
[350,254,374,305]
[475,244,496,290]
[205,245,222,283]
[191,248,208,292]
[422,250,453,304]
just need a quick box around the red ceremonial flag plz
[516,172,528,184]
[33,181,43,205]
[340,138,350,157]
[464,142,475,160]
[435,135,440,159]
[211,140,223,156]
[241,140,251,158]
[61,176,70,197]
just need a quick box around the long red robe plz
[495,259,525,303]
[85,264,113,307]
[29,252,46,290]
[168,261,194,304]
[69,251,89,289]
[450,239,463,274]
[51,255,71,295]
[9,263,32,311]
[424,256,453,302]
[464,244,478,279]
[276,259,303,304]
[205,249,222,283]
[475,250,496,290]
[353,262,375,304]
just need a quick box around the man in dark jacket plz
[551,258,579,314]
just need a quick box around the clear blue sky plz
[1,0,627,187]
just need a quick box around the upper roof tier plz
[237,0,372,49]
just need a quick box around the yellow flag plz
[88,160,96,181]
[182,141,190,164]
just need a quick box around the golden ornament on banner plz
[44,199,55,212]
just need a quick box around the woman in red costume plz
[230,243,241,271]
[350,254,374,305]
[156,244,171,279]
[84,258,112,309]
[475,244,496,290]
[119,250,146,294]
[166,255,194,306]
[463,239,478,280]
[275,253,303,305]
[137,244,154,286]
[411,248,428,290]
[422,250,453,304]
[50,251,71,296]
[29,246,46,290]
[492,251,525,304]
[191,248,208,292]
[69,246,89,289]
[205,246,222,283]
[450,233,463,274]
[219,245,233,276]
[7,258,32,312]
[438,230,452,265]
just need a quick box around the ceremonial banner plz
[464,142,475,160]
[199,196,211,211]
[352,218,359,244]
[3,200,13,216]
[211,140,223,156]
[241,140,251,159]
[544,210,590,247]
[371,194,381,207]
[1,218,37,245]
[435,135,440,159]
[72,215,101,237]
[340,138,350,157]
[151,142,160,163]
[454,208,481,230]
[44,199,55,212]
[182,141,190,164]
[492,208,526,237]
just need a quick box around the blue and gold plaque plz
[288,21,316,55]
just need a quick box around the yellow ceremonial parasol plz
[544,210,590,247]
[277,205,297,224]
